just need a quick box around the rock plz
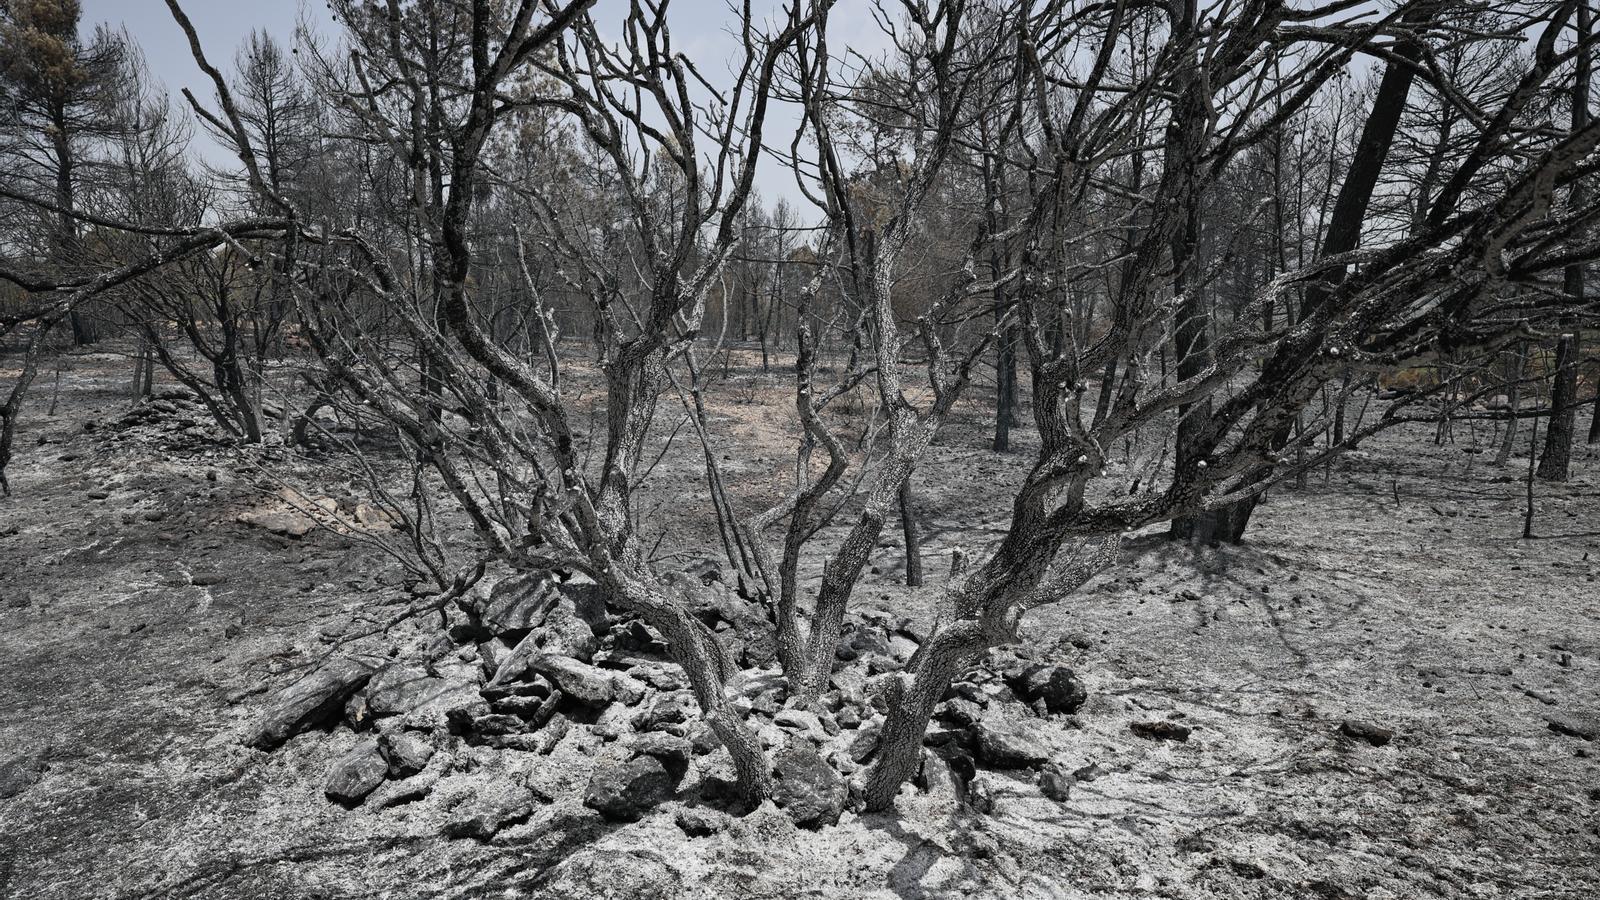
[540,849,680,899]
[585,756,675,822]
[363,664,480,728]
[736,671,788,700]
[246,657,376,750]
[352,502,396,531]
[324,740,388,805]
[612,619,668,655]
[611,673,648,706]
[530,655,616,707]
[675,806,729,837]
[190,572,227,587]
[1072,762,1105,782]
[487,692,550,718]
[836,622,892,661]
[637,690,697,733]
[966,771,998,814]
[470,569,607,637]
[628,663,685,692]
[847,719,882,763]
[469,713,529,736]
[481,670,556,702]
[922,723,971,751]
[628,732,693,780]
[916,751,961,801]
[444,779,538,840]
[774,708,829,744]
[0,753,46,799]
[934,698,984,728]
[1038,763,1074,801]
[367,768,441,809]
[835,705,862,729]
[685,723,720,755]
[771,745,847,828]
[1008,664,1088,715]
[677,576,776,668]
[1338,719,1394,746]
[489,715,570,755]
[973,719,1050,768]
[237,508,317,538]
[1130,720,1192,743]
[379,732,435,777]
[1547,714,1597,741]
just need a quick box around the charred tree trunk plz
[993,328,1017,452]
[1537,2,1588,480]
[1495,346,1526,466]
[1164,4,1217,542]
[1190,35,1422,542]
[900,477,923,588]
[0,322,53,496]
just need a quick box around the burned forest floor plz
[1,346,1597,900]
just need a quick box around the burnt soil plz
[1,347,1597,899]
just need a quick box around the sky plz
[76,0,856,211]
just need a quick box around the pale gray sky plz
[76,0,872,210]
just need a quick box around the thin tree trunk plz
[0,322,53,496]
[1495,346,1525,466]
[993,329,1016,452]
[900,477,923,588]
[1536,1,1588,480]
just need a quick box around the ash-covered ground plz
[1,349,1596,899]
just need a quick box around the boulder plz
[934,698,984,728]
[966,772,999,814]
[973,719,1050,769]
[915,751,961,802]
[1339,719,1396,746]
[470,569,607,638]
[636,690,697,733]
[343,693,374,731]
[685,723,721,755]
[675,806,729,837]
[674,574,775,667]
[324,740,388,804]
[444,779,539,840]
[627,732,693,780]
[530,655,616,707]
[367,768,441,809]
[246,657,376,750]
[0,753,46,800]
[846,719,882,764]
[1130,720,1192,743]
[771,745,847,828]
[540,849,681,899]
[1038,763,1074,801]
[835,621,892,661]
[1547,714,1596,741]
[236,508,317,538]
[379,732,436,777]
[612,619,669,655]
[773,708,829,744]
[585,756,675,822]
[592,704,637,741]
[1009,664,1087,715]
[364,664,480,723]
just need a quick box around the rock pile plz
[105,388,229,453]
[242,564,1099,830]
